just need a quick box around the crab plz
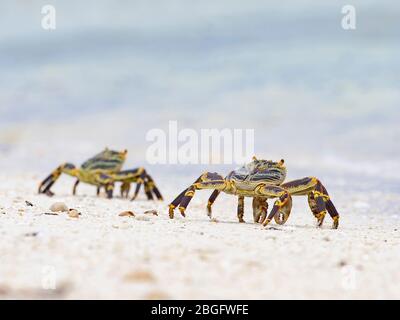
[168,157,340,229]
[38,148,163,200]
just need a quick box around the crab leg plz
[38,163,78,196]
[38,167,62,196]
[205,173,234,218]
[131,180,143,200]
[109,168,163,201]
[145,174,163,200]
[72,179,80,195]
[168,172,227,219]
[281,177,340,229]
[143,178,154,200]
[237,196,245,223]
[105,183,115,198]
[206,190,221,218]
[254,185,293,227]
[252,197,268,223]
[128,171,151,201]
[73,178,110,198]
[168,188,190,218]
[120,182,131,198]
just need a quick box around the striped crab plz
[38,148,163,200]
[168,157,340,229]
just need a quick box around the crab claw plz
[38,171,60,196]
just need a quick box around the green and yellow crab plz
[38,148,163,200]
[169,157,340,229]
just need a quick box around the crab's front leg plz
[169,172,227,219]
[95,173,115,199]
[205,172,237,217]
[281,177,340,229]
[252,197,268,223]
[255,185,292,227]
[38,163,79,196]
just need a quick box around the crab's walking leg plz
[96,186,101,196]
[169,172,227,219]
[206,175,229,217]
[38,164,79,196]
[105,183,114,199]
[252,197,268,223]
[237,196,245,223]
[281,177,340,229]
[38,167,62,196]
[95,173,115,199]
[143,179,154,200]
[110,168,163,201]
[120,182,131,198]
[168,188,189,218]
[131,180,143,200]
[145,174,163,200]
[73,179,80,196]
[206,190,221,218]
[127,171,147,201]
[255,185,292,227]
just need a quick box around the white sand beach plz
[1,0,400,301]
[1,172,399,299]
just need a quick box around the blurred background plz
[0,0,399,192]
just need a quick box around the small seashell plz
[144,210,158,216]
[50,202,68,212]
[119,211,135,217]
[124,270,155,283]
[68,209,80,218]
[25,201,34,207]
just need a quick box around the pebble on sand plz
[50,202,69,212]
[124,270,155,283]
[68,209,80,218]
[119,211,135,217]
[144,210,158,216]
